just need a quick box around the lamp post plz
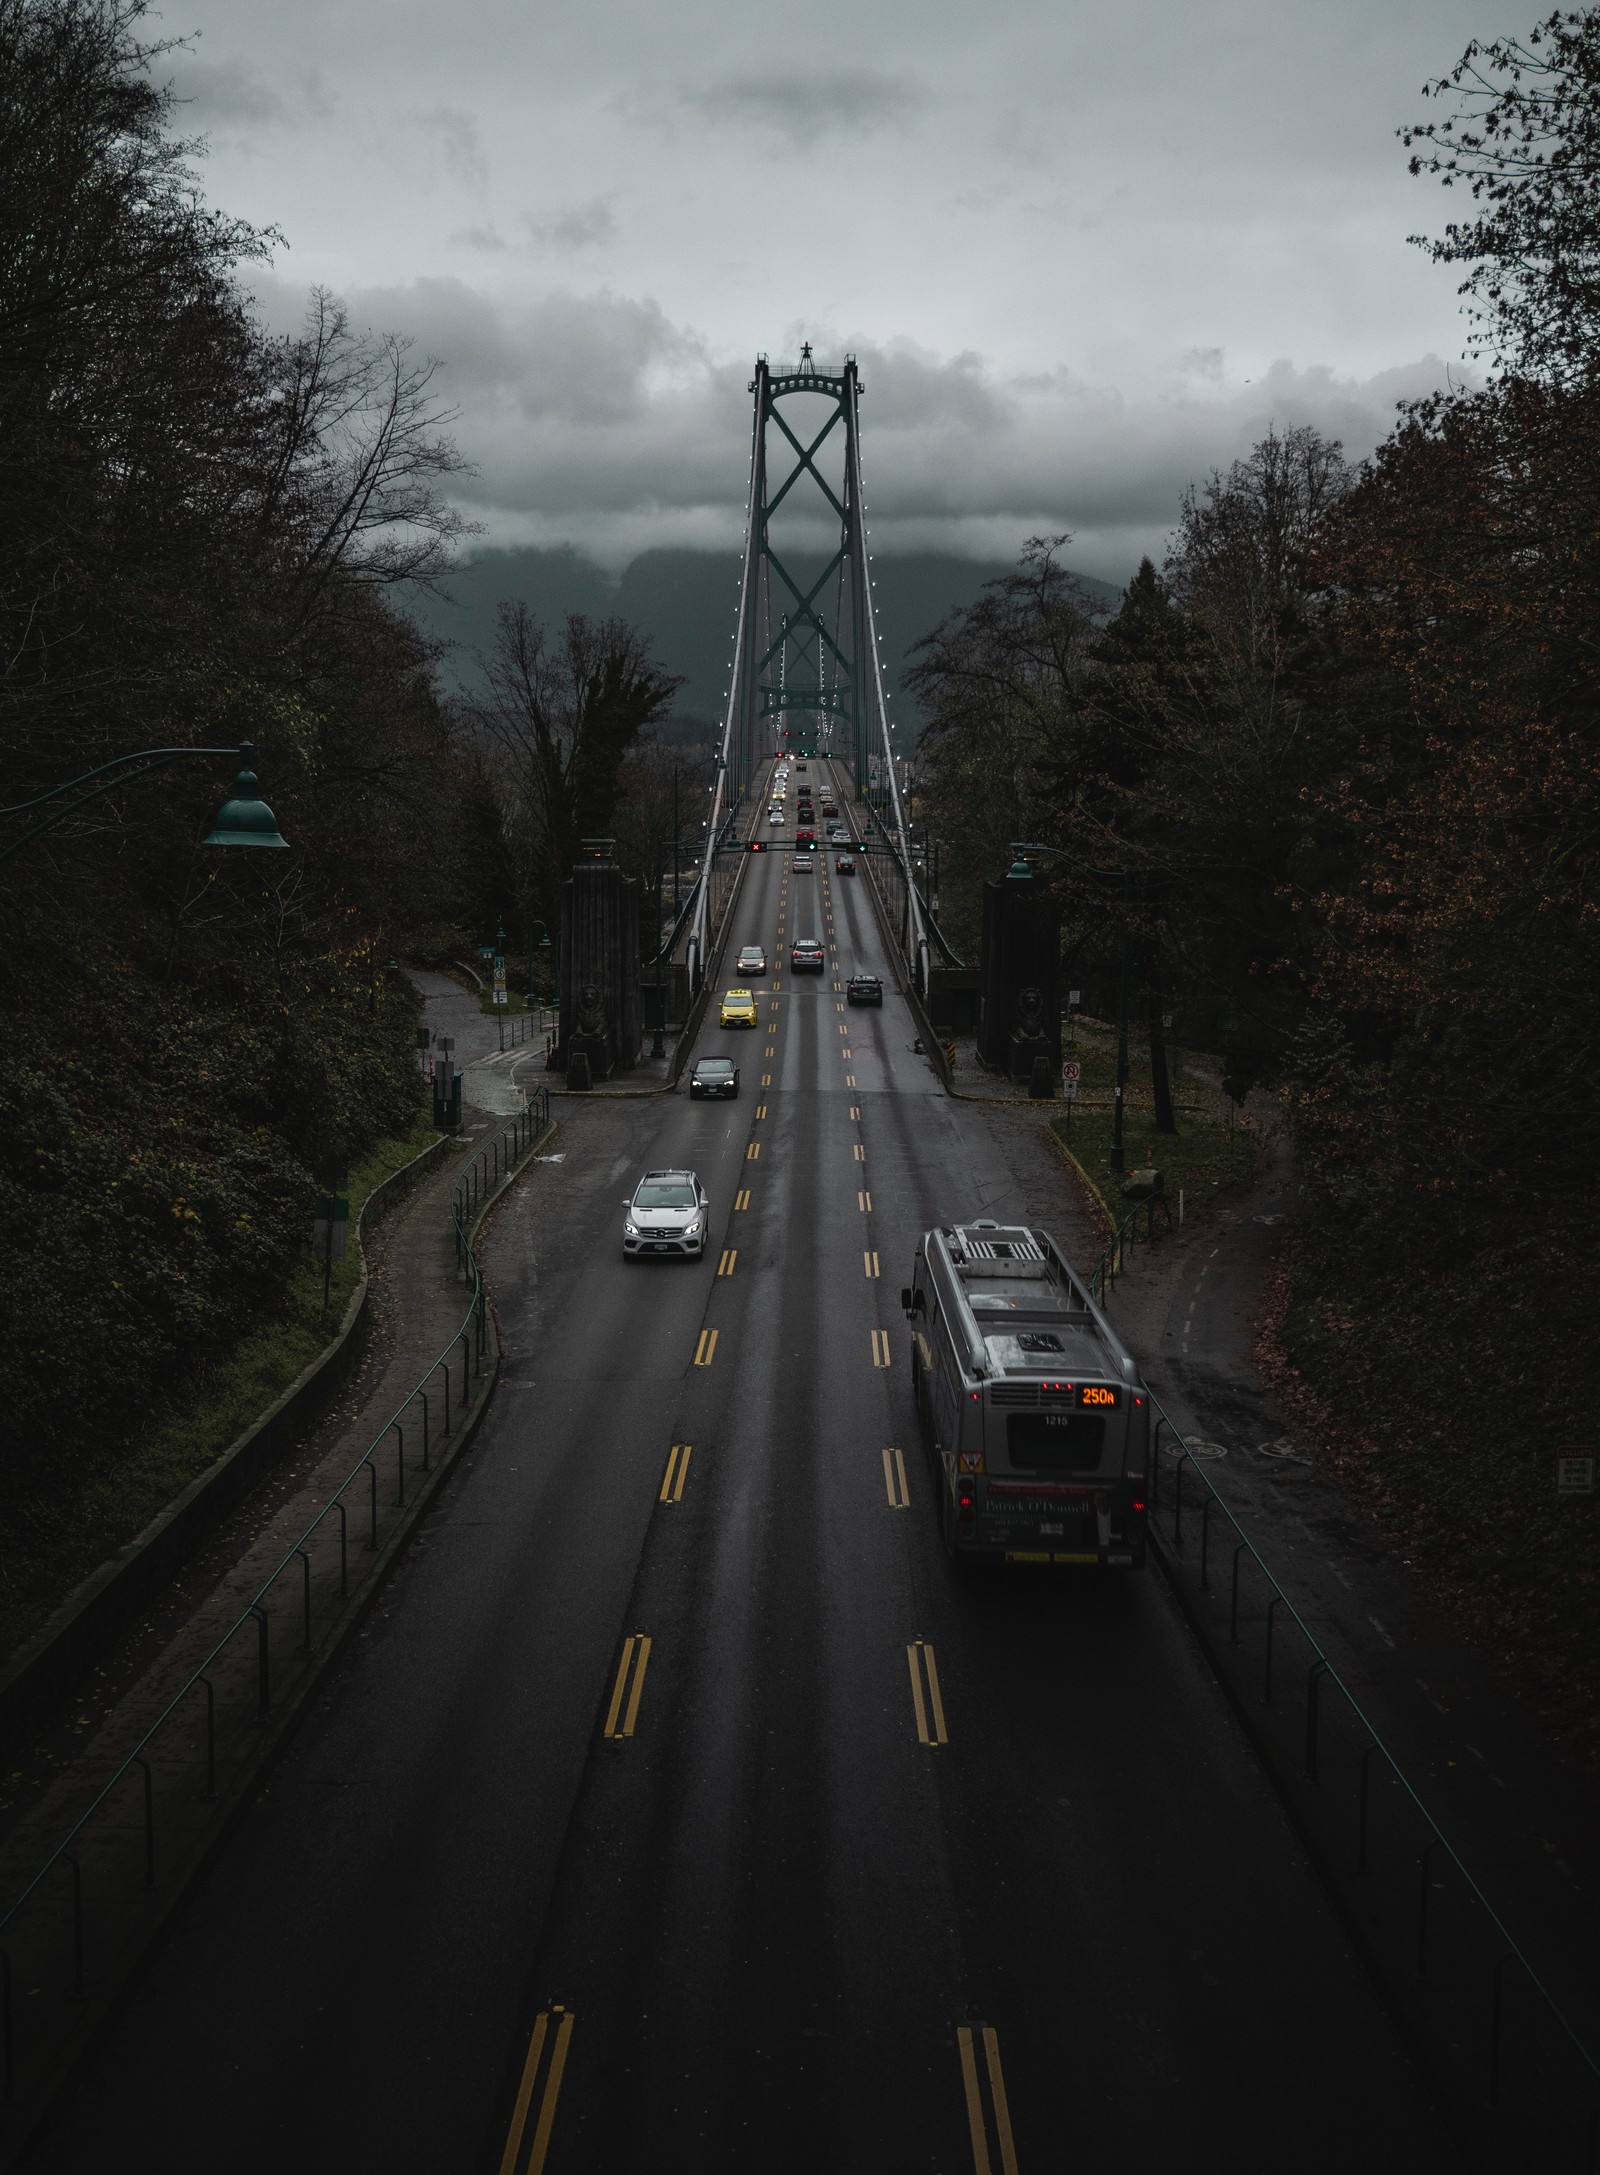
[1009,841,1133,1176]
[525,920,552,1014]
[1,741,288,865]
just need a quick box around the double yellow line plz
[497,2007,575,2175]
[906,1638,948,1747]
[604,1635,652,1739]
[957,2025,1019,2175]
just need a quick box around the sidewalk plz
[1095,1140,1600,2134]
[411,968,677,1109]
[0,983,549,2157]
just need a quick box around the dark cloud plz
[407,105,486,186]
[166,55,330,130]
[288,277,1460,581]
[671,64,926,141]
[528,199,616,252]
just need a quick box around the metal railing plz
[1146,1388,1600,2169]
[0,1087,552,2112]
[490,1004,558,1054]
[1090,1192,1173,1305]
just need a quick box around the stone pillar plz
[554,843,642,1081]
[978,873,1061,1079]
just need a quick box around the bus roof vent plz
[963,1235,1044,1263]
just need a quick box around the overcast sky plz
[167,0,1507,582]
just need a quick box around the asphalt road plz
[32,760,1457,2174]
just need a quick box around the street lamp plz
[525,920,552,1010]
[1010,841,1133,1176]
[1,741,288,865]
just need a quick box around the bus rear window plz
[1006,1413,1106,1471]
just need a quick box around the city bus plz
[902,1220,1149,1566]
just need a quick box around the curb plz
[1042,1124,1116,1241]
[2,1121,552,2167]
[0,1134,451,1760]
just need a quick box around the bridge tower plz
[697,347,926,989]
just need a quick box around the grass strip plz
[0,1109,440,1663]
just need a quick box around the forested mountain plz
[411,546,1119,727]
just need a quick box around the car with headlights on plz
[718,987,758,1028]
[846,974,883,1006]
[791,937,825,972]
[736,945,768,976]
[623,1170,708,1258]
[689,1057,739,1100]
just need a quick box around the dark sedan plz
[846,974,883,1006]
[689,1057,740,1099]
[836,855,856,874]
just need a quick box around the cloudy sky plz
[167,0,1507,581]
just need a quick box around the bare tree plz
[466,602,681,919]
[253,287,476,597]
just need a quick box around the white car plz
[623,1169,708,1259]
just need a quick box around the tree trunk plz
[1148,969,1177,1134]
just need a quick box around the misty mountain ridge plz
[411,545,1122,735]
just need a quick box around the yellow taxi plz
[718,987,758,1029]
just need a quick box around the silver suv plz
[623,1169,708,1259]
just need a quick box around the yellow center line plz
[695,1327,718,1365]
[735,1188,751,1210]
[854,1143,865,1161]
[957,2029,992,2175]
[982,2028,1019,2175]
[864,1250,879,1276]
[604,1637,638,1737]
[621,1635,652,1736]
[496,2011,548,2175]
[660,1444,692,1502]
[871,1327,892,1367]
[717,1248,737,1276]
[761,1074,772,1087]
[907,1639,948,1746]
[846,1073,856,1087]
[842,1046,852,1058]
[858,1189,872,1211]
[924,1640,949,1742]
[755,1103,767,1118]
[850,1105,860,1118]
[746,1141,760,1160]
[882,1445,909,1507]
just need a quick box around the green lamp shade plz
[1006,854,1035,881]
[204,763,288,850]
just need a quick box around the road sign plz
[1557,1449,1596,1495]
[1063,1080,1079,1102]
[1062,1061,1081,1083]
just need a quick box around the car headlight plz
[685,1220,703,1239]
[624,1221,639,1237]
